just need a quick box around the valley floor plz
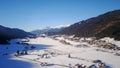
[0,37,120,68]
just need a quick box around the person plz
[20,50,24,55]
[15,50,20,56]
[81,64,86,68]
[78,64,81,68]
[75,64,81,68]
[69,64,73,68]
[31,45,36,49]
[89,64,97,68]
[68,53,71,58]
[101,63,106,68]
[25,50,28,55]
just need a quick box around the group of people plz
[69,60,112,68]
[68,62,111,68]
[14,45,29,56]
[69,63,111,68]
[69,63,86,68]
[14,45,36,56]
[15,50,28,56]
[68,54,111,68]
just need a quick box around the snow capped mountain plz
[50,24,71,29]
[31,24,71,35]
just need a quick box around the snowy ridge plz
[50,24,71,29]
[31,24,71,35]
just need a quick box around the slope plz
[0,25,33,44]
[60,10,120,40]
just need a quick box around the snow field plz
[1,36,120,68]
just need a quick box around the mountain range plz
[31,24,70,35]
[59,10,120,40]
[1,9,120,44]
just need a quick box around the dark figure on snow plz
[89,64,97,68]
[15,50,20,56]
[68,53,71,58]
[31,45,36,49]
[75,64,81,68]
[20,50,25,55]
[17,50,20,55]
[25,50,28,55]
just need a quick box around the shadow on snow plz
[0,56,34,68]
[0,43,52,68]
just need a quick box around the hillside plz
[0,25,34,44]
[60,10,120,40]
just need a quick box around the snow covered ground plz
[0,37,120,68]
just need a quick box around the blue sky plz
[0,0,120,31]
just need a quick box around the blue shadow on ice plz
[0,43,52,68]
[0,56,34,68]
[0,43,52,55]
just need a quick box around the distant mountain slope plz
[0,25,33,44]
[31,24,70,35]
[60,10,120,40]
